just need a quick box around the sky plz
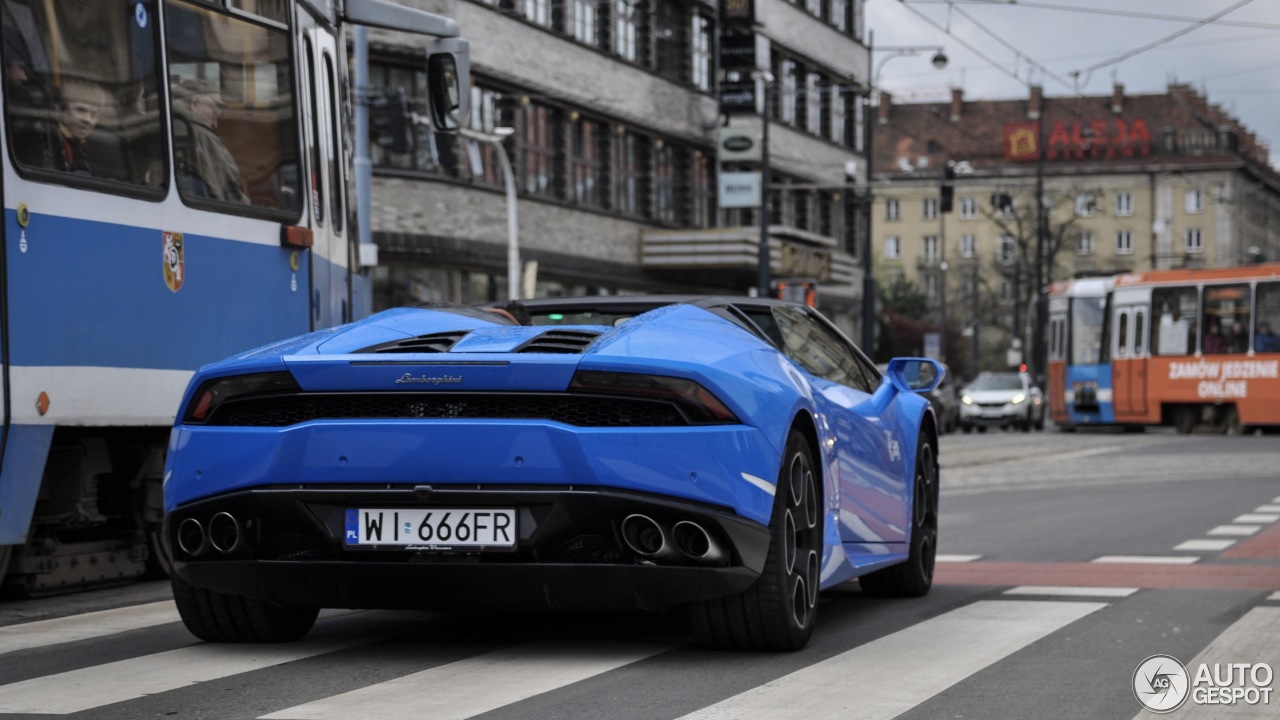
[865,0,1280,168]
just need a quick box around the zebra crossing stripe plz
[260,641,673,720]
[675,600,1105,720]
[0,601,180,657]
[0,636,366,714]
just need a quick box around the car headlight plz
[961,395,973,405]
[1011,393,1026,404]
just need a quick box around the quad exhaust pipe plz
[621,515,725,566]
[176,512,244,558]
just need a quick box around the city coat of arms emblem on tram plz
[163,231,185,292]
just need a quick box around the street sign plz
[718,127,761,163]
[718,171,762,208]
[719,0,756,27]
[719,83,757,114]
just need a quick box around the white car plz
[959,372,1045,432]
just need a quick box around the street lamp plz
[861,30,948,354]
[754,69,775,297]
[459,126,519,300]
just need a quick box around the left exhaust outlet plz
[208,512,242,555]
[176,518,207,558]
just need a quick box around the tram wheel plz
[1174,407,1196,435]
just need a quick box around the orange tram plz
[1047,263,1280,433]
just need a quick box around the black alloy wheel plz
[690,430,822,651]
[859,436,939,597]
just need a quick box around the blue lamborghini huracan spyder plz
[164,296,944,650]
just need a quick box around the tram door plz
[1112,303,1149,418]
[297,8,349,330]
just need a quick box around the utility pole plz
[757,79,772,296]
[1032,110,1048,380]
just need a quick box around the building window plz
[885,197,899,220]
[923,197,938,219]
[885,235,900,259]
[690,13,712,91]
[999,235,1016,264]
[519,0,551,27]
[959,196,977,219]
[1186,227,1204,253]
[1115,191,1133,216]
[779,59,798,125]
[571,0,598,46]
[519,104,557,199]
[613,0,640,62]
[1075,193,1097,217]
[806,0,822,16]
[570,116,604,208]
[923,235,939,265]
[1185,188,1204,214]
[829,86,846,143]
[612,130,642,215]
[653,141,676,223]
[1076,231,1095,255]
[1000,278,1013,301]
[854,98,864,152]
[1116,229,1133,255]
[691,150,712,228]
[831,0,849,31]
[462,85,507,187]
[805,72,822,135]
[960,234,976,258]
[654,0,684,81]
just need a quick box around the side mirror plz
[884,357,945,394]
[426,38,470,132]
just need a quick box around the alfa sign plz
[718,171,762,208]
[718,128,761,162]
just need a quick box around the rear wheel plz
[690,430,821,651]
[1174,407,1196,435]
[859,437,938,598]
[171,574,318,643]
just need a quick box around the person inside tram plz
[1256,321,1280,353]
[173,77,249,203]
[1228,320,1250,354]
[1203,318,1227,354]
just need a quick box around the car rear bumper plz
[167,485,772,611]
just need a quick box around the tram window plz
[1152,286,1197,356]
[324,52,343,232]
[1070,297,1105,364]
[1116,313,1129,357]
[1255,283,1280,353]
[1202,284,1249,354]
[302,36,322,225]
[165,0,300,215]
[3,0,165,192]
[1134,311,1146,355]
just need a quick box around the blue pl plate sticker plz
[345,508,359,543]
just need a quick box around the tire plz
[172,573,318,643]
[1174,407,1196,435]
[147,525,173,579]
[859,437,938,598]
[690,430,821,651]
[1223,407,1242,436]
[961,424,973,434]
[977,426,988,434]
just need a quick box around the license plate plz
[344,508,516,549]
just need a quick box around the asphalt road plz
[1,428,1277,719]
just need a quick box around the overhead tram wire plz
[904,0,1280,32]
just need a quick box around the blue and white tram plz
[1046,276,1115,430]
[0,0,467,594]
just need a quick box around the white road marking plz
[260,641,674,720]
[1130,607,1280,719]
[0,601,180,658]
[1004,586,1139,598]
[936,554,982,563]
[1253,505,1280,513]
[0,637,365,714]
[675,600,1105,720]
[1173,539,1237,552]
[1233,514,1280,524]
[1092,556,1200,565]
[1207,525,1262,537]
[1268,592,1280,602]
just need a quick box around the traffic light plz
[371,90,412,154]
[940,164,955,214]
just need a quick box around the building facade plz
[360,0,871,335]
[872,83,1280,372]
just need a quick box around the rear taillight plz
[183,372,301,424]
[569,370,739,424]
